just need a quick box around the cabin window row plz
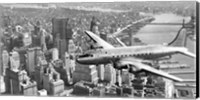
[110,53,154,58]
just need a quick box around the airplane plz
[76,29,195,82]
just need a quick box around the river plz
[135,13,196,79]
[135,13,191,45]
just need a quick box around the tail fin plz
[168,28,187,47]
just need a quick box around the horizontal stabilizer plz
[180,50,196,58]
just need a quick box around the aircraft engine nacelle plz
[113,61,144,76]
[128,65,142,73]
[128,66,148,77]
[113,62,128,70]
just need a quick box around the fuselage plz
[76,45,188,65]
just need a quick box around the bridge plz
[135,22,195,28]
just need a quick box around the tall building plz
[59,39,67,60]
[68,39,76,55]
[26,48,36,75]
[100,32,107,41]
[64,52,74,80]
[0,43,3,76]
[72,63,98,84]
[52,18,73,59]
[10,51,20,72]
[116,70,122,86]
[97,64,105,81]
[35,48,47,66]
[0,45,5,94]
[22,32,32,47]
[164,78,175,98]
[0,75,5,93]
[2,50,9,76]
[64,52,71,72]
[34,64,45,90]
[92,26,100,36]
[52,48,59,61]
[121,70,133,86]
[104,64,116,85]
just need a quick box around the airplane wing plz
[85,31,115,49]
[109,35,127,47]
[115,37,127,47]
[120,57,183,82]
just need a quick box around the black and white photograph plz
[0,0,197,99]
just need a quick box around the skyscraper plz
[104,64,116,85]
[97,64,105,81]
[52,48,59,61]
[2,50,9,76]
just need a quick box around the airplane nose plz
[76,57,87,64]
[75,58,81,63]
